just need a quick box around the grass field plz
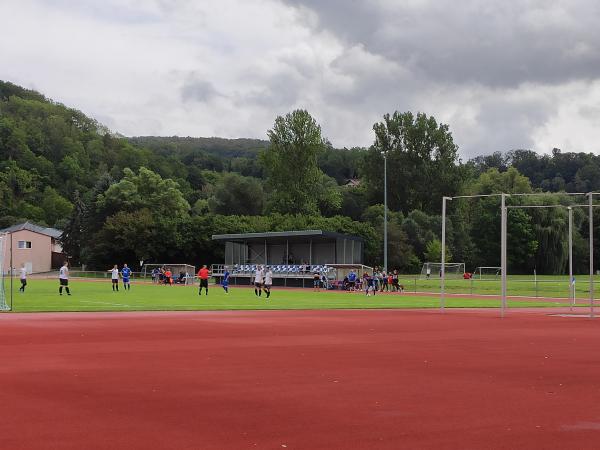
[1,277,594,312]
[405,274,600,298]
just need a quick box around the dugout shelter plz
[211,230,364,287]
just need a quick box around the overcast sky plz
[2,0,600,158]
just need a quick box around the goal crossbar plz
[420,262,465,279]
[473,266,501,279]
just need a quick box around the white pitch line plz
[81,300,131,307]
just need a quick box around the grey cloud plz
[457,94,554,158]
[579,104,600,119]
[181,79,221,103]
[283,0,600,88]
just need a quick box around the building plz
[0,222,65,274]
[343,178,361,188]
[211,230,369,286]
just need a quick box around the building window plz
[18,241,32,249]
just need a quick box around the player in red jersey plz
[198,265,210,295]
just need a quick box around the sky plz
[2,0,600,159]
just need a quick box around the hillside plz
[0,81,268,227]
[129,136,268,158]
[2,79,600,274]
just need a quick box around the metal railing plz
[67,271,195,284]
[210,264,334,278]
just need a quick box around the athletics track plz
[1,308,600,449]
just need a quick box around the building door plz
[25,262,33,274]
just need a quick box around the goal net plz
[142,264,196,285]
[0,233,10,311]
[420,262,465,279]
[473,266,501,280]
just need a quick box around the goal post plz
[142,264,196,285]
[420,262,465,279]
[473,266,501,280]
[0,233,11,311]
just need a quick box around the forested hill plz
[2,79,600,274]
[129,136,268,158]
[128,136,268,177]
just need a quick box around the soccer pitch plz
[1,278,588,312]
[409,274,599,298]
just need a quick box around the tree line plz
[1,80,599,274]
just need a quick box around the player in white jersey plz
[59,261,71,295]
[263,267,273,299]
[108,264,120,291]
[253,265,264,297]
[19,263,27,293]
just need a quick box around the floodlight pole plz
[501,193,508,318]
[588,193,594,318]
[383,152,388,274]
[441,196,451,312]
[568,207,574,311]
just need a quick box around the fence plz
[58,271,195,284]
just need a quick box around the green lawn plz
[0,278,587,313]
[400,274,600,298]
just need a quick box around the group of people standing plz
[252,265,273,298]
[150,266,175,285]
[36,262,405,299]
[343,268,404,294]
[108,264,132,291]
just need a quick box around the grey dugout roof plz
[211,230,364,243]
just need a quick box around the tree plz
[60,190,86,263]
[208,172,264,215]
[360,205,417,271]
[363,111,465,214]
[462,168,537,272]
[96,167,190,220]
[424,239,452,262]
[40,186,73,227]
[262,110,329,215]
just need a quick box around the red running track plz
[1,309,600,449]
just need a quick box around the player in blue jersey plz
[121,263,132,290]
[222,267,230,294]
[347,270,357,291]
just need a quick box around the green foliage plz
[40,187,73,227]
[96,167,190,220]
[262,110,330,215]
[364,111,465,214]
[458,169,536,272]
[208,172,264,215]
[466,167,533,195]
[340,186,369,220]
[424,239,452,262]
[318,146,365,183]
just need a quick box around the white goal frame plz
[420,262,465,279]
[143,264,196,285]
[0,233,10,311]
[441,192,599,318]
[473,266,501,280]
